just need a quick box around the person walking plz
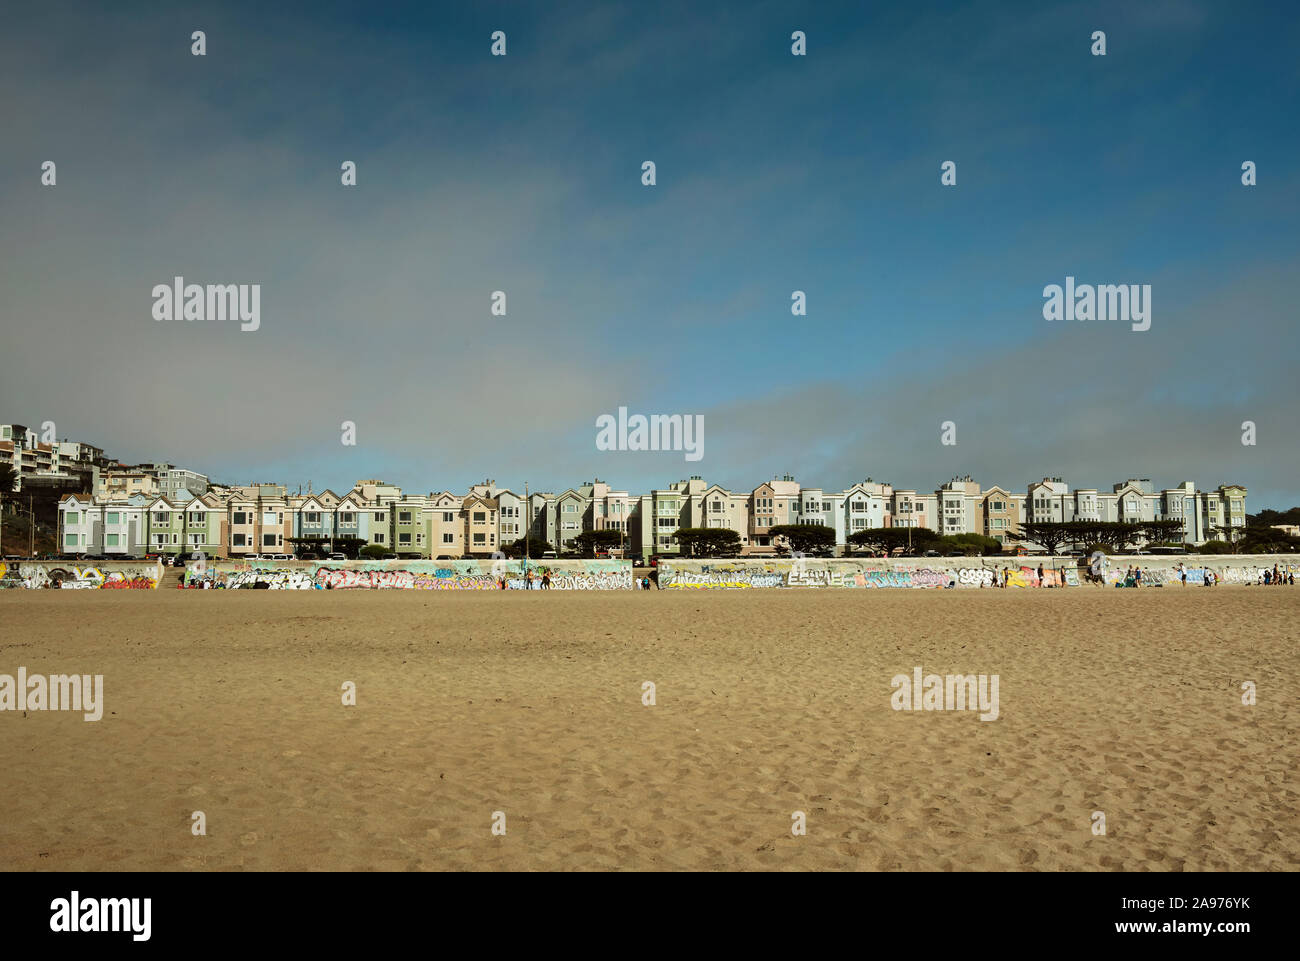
[541,571,551,590]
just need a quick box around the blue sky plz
[1,0,1297,506]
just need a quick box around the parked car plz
[272,553,292,561]
[298,553,319,560]
[541,551,558,560]
[923,550,942,557]
[327,553,347,561]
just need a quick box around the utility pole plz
[524,481,529,565]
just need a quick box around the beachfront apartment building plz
[427,492,465,557]
[890,489,936,530]
[554,489,587,554]
[526,491,557,552]
[938,476,984,536]
[980,487,1023,546]
[58,493,149,557]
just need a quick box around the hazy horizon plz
[2,0,1297,508]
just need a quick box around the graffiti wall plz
[661,559,1078,589]
[660,556,1294,590]
[194,558,634,590]
[0,561,163,590]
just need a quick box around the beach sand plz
[1,587,1295,871]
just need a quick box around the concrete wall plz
[0,559,164,589]
[194,557,634,590]
[659,555,1299,589]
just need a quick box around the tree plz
[359,544,388,559]
[848,526,940,555]
[287,536,330,556]
[573,529,624,557]
[504,537,553,559]
[673,527,742,557]
[329,536,368,559]
[940,532,1002,556]
[1197,540,1233,554]
[1137,519,1186,547]
[769,524,836,555]
[1008,521,1072,555]
[1237,525,1300,553]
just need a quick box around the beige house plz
[981,486,1022,545]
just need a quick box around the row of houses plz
[55,473,1250,560]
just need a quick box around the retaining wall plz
[657,555,1298,589]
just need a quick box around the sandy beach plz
[1,587,1295,871]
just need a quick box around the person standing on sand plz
[526,569,534,590]
[541,572,551,590]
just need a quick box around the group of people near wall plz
[1254,563,1295,586]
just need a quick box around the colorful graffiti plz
[195,558,635,590]
[0,561,162,590]
[661,559,1085,590]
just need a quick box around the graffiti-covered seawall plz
[0,560,163,590]
[658,556,1299,590]
[658,559,1057,589]
[192,558,633,590]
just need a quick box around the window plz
[233,511,248,525]
[442,533,453,544]
[374,512,385,522]
[374,533,385,543]
[107,533,119,547]
[106,512,119,524]
[154,512,168,523]
[473,534,486,545]
[564,503,577,513]
[399,533,412,545]
[474,512,486,522]
[399,511,411,522]
[65,533,78,546]
[189,512,204,524]
[443,512,454,522]
[341,512,354,523]
[822,501,832,512]
[306,512,320,523]
[263,511,277,525]
[263,534,278,547]
[189,534,205,545]
[66,511,80,524]
[232,533,247,547]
